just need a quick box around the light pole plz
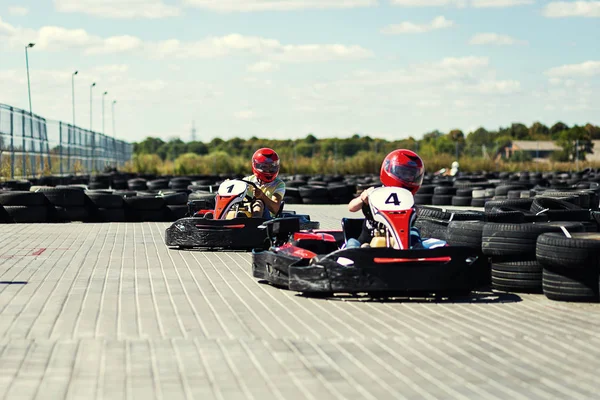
[25,43,35,115]
[90,82,96,131]
[71,70,78,126]
[112,100,117,138]
[24,43,35,177]
[102,91,108,134]
[112,100,117,166]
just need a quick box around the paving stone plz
[0,205,598,399]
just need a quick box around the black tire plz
[484,198,533,213]
[536,232,600,269]
[433,186,457,195]
[432,195,453,205]
[56,206,90,222]
[543,267,599,302]
[531,196,581,214]
[4,205,48,223]
[160,192,188,205]
[414,194,433,205]
[482,221,585,257]
[166,205,188,220]
[123,195,166,211]
[471,198,487,207]
[0,191,47,206]
[451,196,472,206]
[446,220,485,249]
[97,208,126,222]
[491,260,543,293]
[485,210,526,223]
[85,192,124,209]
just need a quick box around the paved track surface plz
[0,204,598,400]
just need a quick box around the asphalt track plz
[0,204,598,400]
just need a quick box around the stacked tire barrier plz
[414,177,600,304]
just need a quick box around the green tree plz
[305,134,317,144]
[550,122,569,138]
[448,129,465,143]
[584,123,600,140]
[529,122,550,139]
[187,141,208,155]
[556,125,593,161]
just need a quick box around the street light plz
[102,91,108,134]
[24,43,35,177]
[25,43,35,115]
[72,70,78,126]
[112,100,117,138]
[90,82,96,131]
[112,100,117,166]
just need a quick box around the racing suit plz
[345,201,446,249]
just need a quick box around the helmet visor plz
[389,164,423,184]
[254,161,279,173]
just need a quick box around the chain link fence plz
[0,103,132,179]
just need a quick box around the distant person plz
[435,161,460,177]
[345,149,445,249]
[243,147,286,219]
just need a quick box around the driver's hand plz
[254,187,266,200]
[360,187,375,202]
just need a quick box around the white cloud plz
[234,110,256,119]
[545,61,600,77]
[381,16,455,34]
[389,0,467,6]
[389,0,532,6]
[0,21,371,63]
[542,1,600,18]
[469,33,527,45]
[183,0,377,12]
[54,0,181,19]
[247,61,279,72]
[470,0,534,7]
[8,6,29,16]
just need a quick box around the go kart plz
[165,179,319,250]
[252,186,488,297]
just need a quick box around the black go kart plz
[252,186,489,298]
[165,178,320,250]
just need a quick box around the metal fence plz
[0,103,133,178]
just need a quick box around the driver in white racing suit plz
[346,149,446,249]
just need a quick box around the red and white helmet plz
[252,148,280,183]
[380,149,424,194]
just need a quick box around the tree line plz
[129,121,600,175]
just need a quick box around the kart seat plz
[342,218,365,242]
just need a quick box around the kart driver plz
[345,149,445,249]
[243,147,286,219]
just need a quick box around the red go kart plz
[252,186,488,297]
[165,179,319,250]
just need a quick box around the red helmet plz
[252,148,280,183]
[380,149,424,194]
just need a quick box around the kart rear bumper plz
[166,217,269,250]
[254,246,488,295]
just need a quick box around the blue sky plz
[1,0,599,144]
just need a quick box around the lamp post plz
[112,100,117,166]
[71,70,78,126]
[25,43,35,115]
[90,82,96,131]
[24,43,35,177]
[112,100,117,138]
[102,91,108,134]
